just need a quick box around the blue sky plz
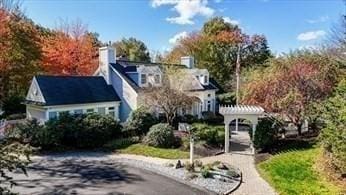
[22,0,345,54]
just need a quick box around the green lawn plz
[118,144,190,159]
[257,147,342,195]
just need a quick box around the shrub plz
[201,167,211,178]
[201,111,223,125]
[181,136,190,151]
[72,114,122,148]
[217,92,236,105]
[104,136,140,150]
[143,123,175,148]
[5,119,44,145]
[184,161,195,172]
[9,113,122,150]
[249,117,279,150]
[123,107,157,136]
[193,123,224,147]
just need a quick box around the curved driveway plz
[10,158,209,195]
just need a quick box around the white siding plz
[26,105,46,123]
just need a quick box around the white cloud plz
[169,31,188,44]
[306,16,329,24]
[223,17,240,25]
[297,30,326,41]
[151,0,215,25]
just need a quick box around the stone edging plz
[223,172,242,195]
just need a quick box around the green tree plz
[113,37,151,62]
[319,78,346,174]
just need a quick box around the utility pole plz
[235,44,241,132]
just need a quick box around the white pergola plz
[219,105,264,154]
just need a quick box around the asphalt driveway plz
[9,158,209,195]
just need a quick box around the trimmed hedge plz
[7,113,122,150]
[143,123,175,148]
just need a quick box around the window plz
[86,108,94,113]
[59,111,69,116]
[207,94,211,97]
[196,75,199,80]
[141,74,147,84]
[154,74,160,84]
[48,112,57,119]
[74,109,83,115]
[204,75,208,84]
[98,107,106,115]
[108,107,115,118]
[207,100,211,111]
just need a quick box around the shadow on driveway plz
[10,159,208,195]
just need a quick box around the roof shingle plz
[33,75,120,106]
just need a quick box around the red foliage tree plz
[242,51,339,135]
[41,21,98,75]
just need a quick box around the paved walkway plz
[200,130,276,195]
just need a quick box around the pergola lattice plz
[219,105,264,154]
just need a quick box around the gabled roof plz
[110,59,219,92]
[29,75,120,106]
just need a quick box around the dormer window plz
[141,74,147,84]
[204,75,208,84]
[154,75,160,84]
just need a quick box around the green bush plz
[201,111,224,125]
[201,167,211,178]
[73,114,122,148]
[319,78,346,174]
[193,123,224,147]
[249,117,279,150]
[9,113,122,150]
[143,123,175,148]
[123,107,157,136]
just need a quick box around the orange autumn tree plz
[41,21,98,75]
[0,7,41,107]
[241,51,340,135]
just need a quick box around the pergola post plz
[252,123,257,154]
[219,105,264,155]
[225,121,230,153]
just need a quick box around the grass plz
[118,143,190,159]
[257,147,342,195]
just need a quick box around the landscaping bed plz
[113,157,242,194]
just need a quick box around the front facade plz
[26,46,218,123]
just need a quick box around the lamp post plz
[235,44,241,132]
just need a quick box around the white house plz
[25,46,219,122]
